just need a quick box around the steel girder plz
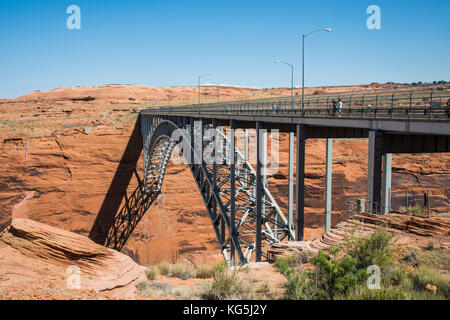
[136,116,293,264]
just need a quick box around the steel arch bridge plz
[93,86,449,266]
[104,117,293,265]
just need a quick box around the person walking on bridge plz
[446,98,450,118]
[272,103,278,115]
[337,98,343,117]
[332,99,337,116]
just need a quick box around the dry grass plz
[196,264,216,279]
[158,262,171,276]
[145,266,159,280]
[153,261,227,280]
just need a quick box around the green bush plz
[281,230,401,300]
[284,269,314,300]
[275,254,300,276]
[383,267,409,287]
[310,250,362,299]
[345,228,396,271]
[283,249,363,300]
[278,229,448,300]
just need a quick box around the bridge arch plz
[105,118,293,264]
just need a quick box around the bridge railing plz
[145,85,450,120]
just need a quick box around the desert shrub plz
[284,269,314,300]
[400,204,425,215]
[156,262,195,279]
[255,284,273,299]
[136,281,173,298]
[283,249,363,300]
[195,264,215,279]
[202,264,254,300]
[342,285,412,300]
[275,254,300,276]
[383,267,409,287]
[171,263,195,280]
[411,267,450,299]
[278,229,448,300]
[137,281,203,300]
[213,261,228,274]
[309,250,362,300]
[282,230,398,300]
[416,248,450,271]
[145,266,159,280]
[158,262,171,276]
[208,269,240,300]
[345,228,396,271]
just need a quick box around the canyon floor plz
[0,83,448,299]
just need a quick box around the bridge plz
[90,85,450,265]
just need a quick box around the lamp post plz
[198,73,212,113]
[275,59,295,237]
[302,28,332,116]
[274,59,294,111]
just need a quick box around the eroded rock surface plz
[0,218,146,299]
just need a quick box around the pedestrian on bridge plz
[332,99,337,116]
[272,103,278,115]
[446,98,450,118]
[337,99,343,117]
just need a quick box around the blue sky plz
[0,0,449,98]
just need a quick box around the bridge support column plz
[194,119,202,165]
[368,130,383,212]
[244,129,249,161]
[288,132,294,239]
[212,118,218,226]
[296,124,306,241]
[256,122,262,262]
[263,130,269,236]
[230,120,236,265]
[382,153,392,214]
[190,118,194,167]
[325,138,333,233]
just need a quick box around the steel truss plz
[135,117,294,264]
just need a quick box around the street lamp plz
[302,28,332,116]
[275,59,296,237]
[275,59,294,111]
[198,73,212,105]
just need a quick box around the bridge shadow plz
[103,180,159,250]
[89,117,145,246]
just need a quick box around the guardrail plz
[144,85,450,120]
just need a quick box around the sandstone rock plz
[426,284,438,294]
[268,213,450,261]
[0,219,146,298]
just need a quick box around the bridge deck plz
[141,86,450,136]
